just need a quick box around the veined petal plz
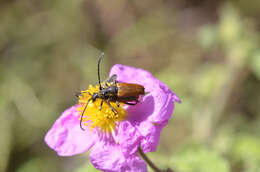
[138,121,164,153]
[90,141,147,172]
[44,106,97,156]
[117,120,142,156]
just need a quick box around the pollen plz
[77,85,127,133]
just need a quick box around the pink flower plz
[45,64,180,172]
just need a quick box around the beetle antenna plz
[80,98,91,131]
[98,52,104,90]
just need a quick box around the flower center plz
[77,85,127,133]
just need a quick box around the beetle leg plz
[105,100,118,114]
[75,91,92,97]
[81,91,92,96]
[116,100,120,107]
[108,74,117,83]
[104,74,117,86]
[112,76,117,85]
[99,100,103,110]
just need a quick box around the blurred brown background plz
[1,0,260,172]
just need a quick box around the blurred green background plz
[1,0,260,172]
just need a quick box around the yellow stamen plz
[77,85,127,133]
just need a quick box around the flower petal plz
[44,106,97,156]
[117,120,142,156]
[90,141,147,172]
[138,121,165,153]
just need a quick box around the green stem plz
[138,147,174,172]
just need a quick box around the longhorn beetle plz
[77,53,145,130]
